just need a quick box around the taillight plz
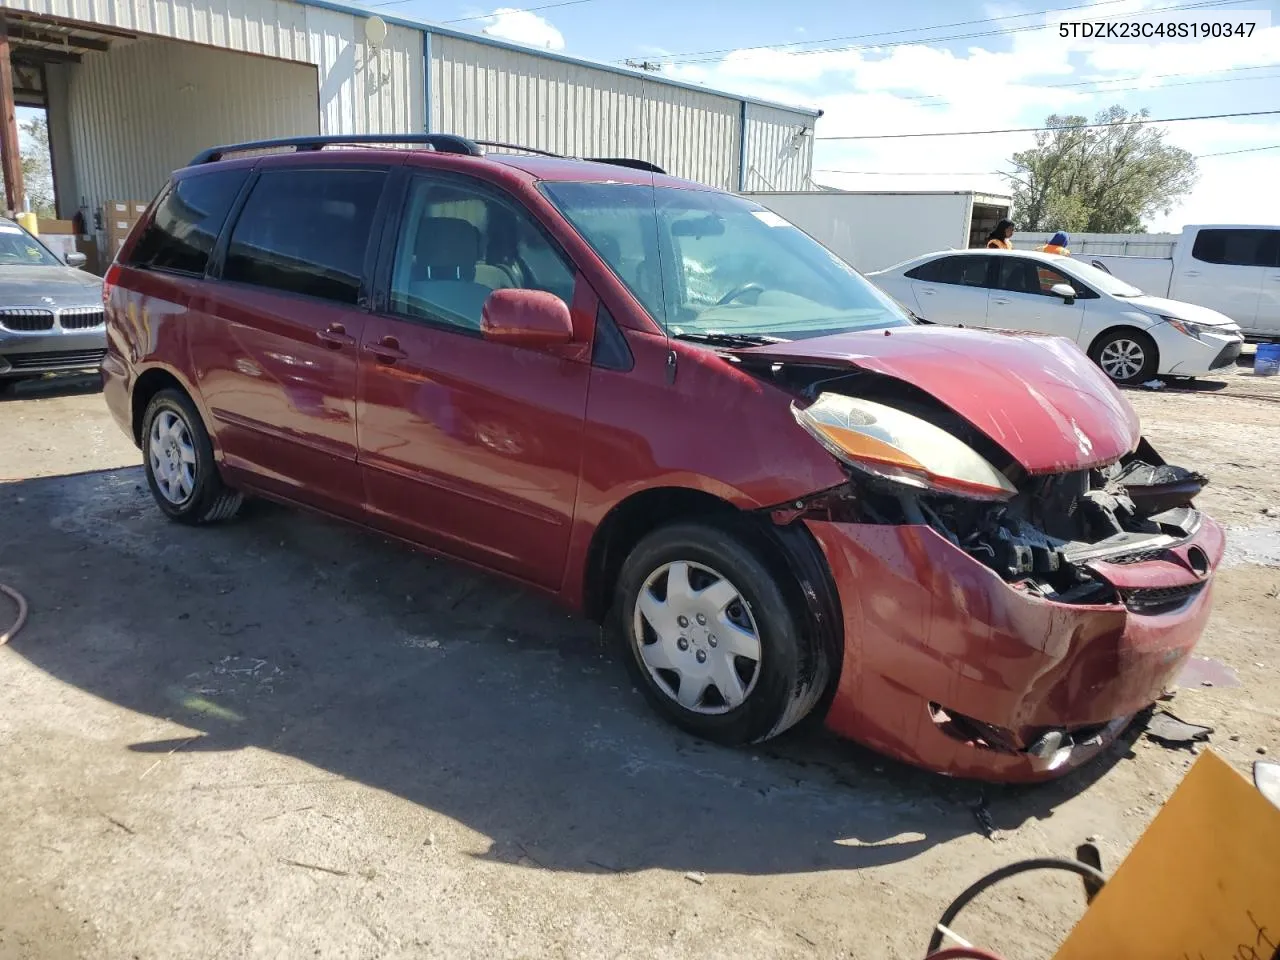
[103,263,121,307]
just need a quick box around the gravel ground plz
[2,357,1278,960]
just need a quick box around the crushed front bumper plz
[805,515,1224,782]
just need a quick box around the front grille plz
[1122,582,1205,615]
[1211,341,1243,369]
[1106,548,1168,565]
[58,307,105,330]
[0,308,55,332]
[3,348,107,371]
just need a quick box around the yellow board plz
[1054,750,1280,960]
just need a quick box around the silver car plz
[0,218,104,392]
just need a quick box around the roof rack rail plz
[472,139,563,158]
[585,157,666,174]
[190,134,483,165]
[472,139,666,174]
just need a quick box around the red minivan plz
[102,135,1223,782]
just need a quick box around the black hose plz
[926,857,1108,955]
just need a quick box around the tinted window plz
[916,255,990,287]
[129,170,247,275]
[390,175,575,331]
[1191,228,1280,268]
[994,258,1091,297]
[223,169,386,305]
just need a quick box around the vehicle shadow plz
[1,466,1137,878]
[0,372,101,403]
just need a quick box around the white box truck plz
[1068,225,1280,340]
[743,189,1012,275]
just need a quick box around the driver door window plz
[388,177,574,331]
[989,258,1088,337]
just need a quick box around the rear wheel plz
[1090,329,1158,385]
[141,388,242,525]
[611,520,826,745]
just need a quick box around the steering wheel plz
[716,282,765,306]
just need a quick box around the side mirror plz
[481,288,573,350]
[65,251,88,269]
[1050,282,1077,304]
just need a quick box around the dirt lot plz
[2,360,1278,960]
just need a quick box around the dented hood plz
[731,326,1140,474]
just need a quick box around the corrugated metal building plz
[1,0,820,256]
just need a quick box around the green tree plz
[19,112,55,218]
[1004,105,1198,234]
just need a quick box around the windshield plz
[541,182,910,340]
[1060,258,1143,297]
[0,223,59,267]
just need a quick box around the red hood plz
[732,326,1140,474]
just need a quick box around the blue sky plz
[380,0,1280,231]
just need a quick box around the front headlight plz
[793,393,1017,501]
[1162,315,1230,341]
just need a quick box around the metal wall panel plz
[65,37,318,221]
[1,0,426,134]
[1,0,310,60]
[430,34,743,190]
[742,103,815,192]
[306,12,423,134]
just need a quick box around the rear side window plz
[129,170,247,275]
[223,169,387,305]
[1191,228,1280,268]
[909,255,990,287]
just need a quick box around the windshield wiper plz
[671,332,789,347]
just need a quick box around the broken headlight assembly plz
[793,393,1018,501]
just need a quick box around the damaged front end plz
[778,378,1210,611]
[743,355,1223,781]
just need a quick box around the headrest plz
[415,217,480,281]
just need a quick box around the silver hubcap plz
[632,560,762,715]
[1099,339,1145,381]
[148,409,197,505]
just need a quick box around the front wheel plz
[141,388,243,525]
[611,520,827,745]
[1090,329,1158,385]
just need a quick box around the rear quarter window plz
[128,170,248,276]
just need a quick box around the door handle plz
[366,335,407,363]
[316,322,354,350]
[920,287,936,295]
[991,297,1010,305]
[1183,270,1201,278]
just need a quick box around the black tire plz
[140,388,242,525]
[610,519,827,745]
[1089,328,1158,385]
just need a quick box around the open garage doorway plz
[1,10,319,271]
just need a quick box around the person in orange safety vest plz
[1036,231,1072,292]
[985,219,1015,249]
[1040,231,1071,255]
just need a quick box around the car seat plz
[407,217,493,327]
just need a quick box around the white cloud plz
[655,0,1280,230]
[481,8,565,50]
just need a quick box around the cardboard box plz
[103,200,149,221]
[37,218,77,235]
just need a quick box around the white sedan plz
[868,249,1244,384]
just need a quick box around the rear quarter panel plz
[104,267,212,446]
